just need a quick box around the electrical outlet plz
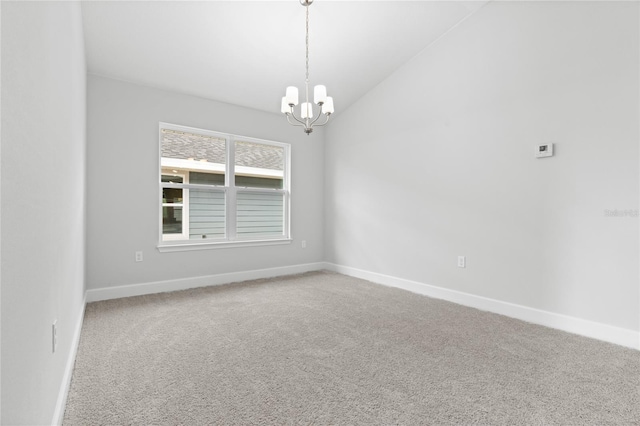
[301,240,307,248]
[135,251,143,262]
[52,320,57,353]
[457,256,466,268]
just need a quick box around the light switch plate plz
[535,143,554,158]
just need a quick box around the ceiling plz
[81,1,488,116]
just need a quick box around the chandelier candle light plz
[281,0,334,135]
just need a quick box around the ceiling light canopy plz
[281,0,334,135]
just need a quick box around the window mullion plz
[284,144,291,239]
[181,171,189,241]
[226,137,237,241]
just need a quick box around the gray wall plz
[1,2,637,423]
[86,75,324,289]
[1,2,87,424]
[324,1,639,332]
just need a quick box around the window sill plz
[157,238,292,252]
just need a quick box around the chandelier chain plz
[305,4,309,84]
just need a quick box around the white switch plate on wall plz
[457,256,466,268]
[535,143,554,158]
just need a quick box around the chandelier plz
[281,0,334,135]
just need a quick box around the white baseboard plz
[51,294,87,426]
[86,262,327,303]
[84,261,640,350]
[325,263,640,351]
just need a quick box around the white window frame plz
[158,123,291,252]
[161,169,189,241]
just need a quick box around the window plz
[159,123,290,250]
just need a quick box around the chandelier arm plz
[310,114,331,128]
[308,110,325,127]
[309,113,322,128]
[286,113,308,127]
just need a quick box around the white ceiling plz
[81,1,488,115]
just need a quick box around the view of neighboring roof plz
[161,129,284,171]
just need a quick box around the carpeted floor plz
[63,271,640,425]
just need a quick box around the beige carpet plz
[64,271,640,425]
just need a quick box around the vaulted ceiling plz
[81,1,488,115]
